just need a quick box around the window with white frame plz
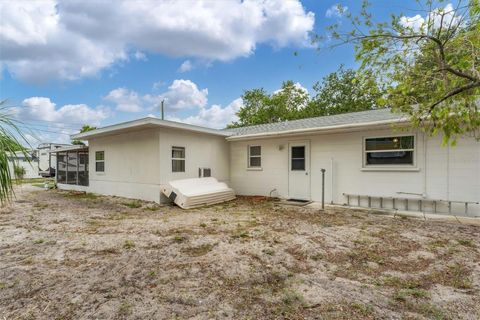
[172,146,185,172]
[248,145,261,168]
[364,135,415,166]
[95,151,105,172]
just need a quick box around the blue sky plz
[0,0,422,144]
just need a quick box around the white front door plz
[288,141,310,200]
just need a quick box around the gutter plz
[71,117,233,140]
[226,118,409,141]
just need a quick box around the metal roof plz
[48,145,88,153]
[226,108,407,139]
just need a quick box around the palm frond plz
[0,100,31,205]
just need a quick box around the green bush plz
[13,164,26,180]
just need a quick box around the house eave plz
[226,119,410,141]
[71,117,234,140]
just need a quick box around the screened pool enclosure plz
[56,147,89,186]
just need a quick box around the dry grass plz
[0,187,479,319]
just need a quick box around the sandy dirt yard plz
[0,186,479,320]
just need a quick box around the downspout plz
[446,143,450,201]
[330,157,334,204]
[423,133,427,198]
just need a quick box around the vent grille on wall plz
[198,168,212,177]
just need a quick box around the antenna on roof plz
[161,100,165,120]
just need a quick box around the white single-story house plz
[53,108,480,216]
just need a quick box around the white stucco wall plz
[230,127,480,216]
[158,128,230,184]
[87,128,162,202]
[75,127,230,203]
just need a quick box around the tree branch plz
[428,81,480,112]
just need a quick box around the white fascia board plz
[71,117,234,140]
[226,119,410,141]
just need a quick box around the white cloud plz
[104,88,143,112]
[178,60,193,73]
[273,82,309,95]
[325,4,348,18]
[152,81,165,91]
[105,79,208,112]
[400,3,459,32]
[168,98,243,129]
[148,79,208,111]
[0,0,314,83]
[20,97,108,125]
[12,97,109,145]
[133,51,147,61]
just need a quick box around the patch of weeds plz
[173,235,187,243]
[0,282,5,289]
[281,289,305,306]
[33,202,49,210]
[430,263,473,289]
[392,299,448,320]
[144,205,160,211]
[376,276,423,289]
[123,240,135,249]
[86,219,106,227]
[231,230,249,239]
[393,288,430,302]
[33,239,44,244]
[262,248,275,256]
[457,239,475,248]
[181,243,215,257]
[310,253,323,261]
[122,201,142,209]
[63,191,99,200]
[97,248,119,255]
[428,239,450,250]
[117,302,132,317]
[199,222,207,228]
[285,245,308,261]
[350,303,375,317]
[148,271,156,277]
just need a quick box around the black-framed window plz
[291,146,305,171]
[248,145,261,168]
[364,136,415,166]
[172,146,185,172]
[95,151,105,172]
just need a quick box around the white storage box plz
[161,177,236,209]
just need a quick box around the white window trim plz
[247,145,262,170]
[95,151,105,174]
[172,146,186,173]
[362,134,417,169]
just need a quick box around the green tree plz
[228,81,309,128]
[0,101,29,204]
[303,66,385,117]
[323,0,480,142]
[71,125,97,145]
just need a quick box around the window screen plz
[248,146,261,168]
[95,151,105,172]
[365,136,415,166]
[172,147,185,172]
